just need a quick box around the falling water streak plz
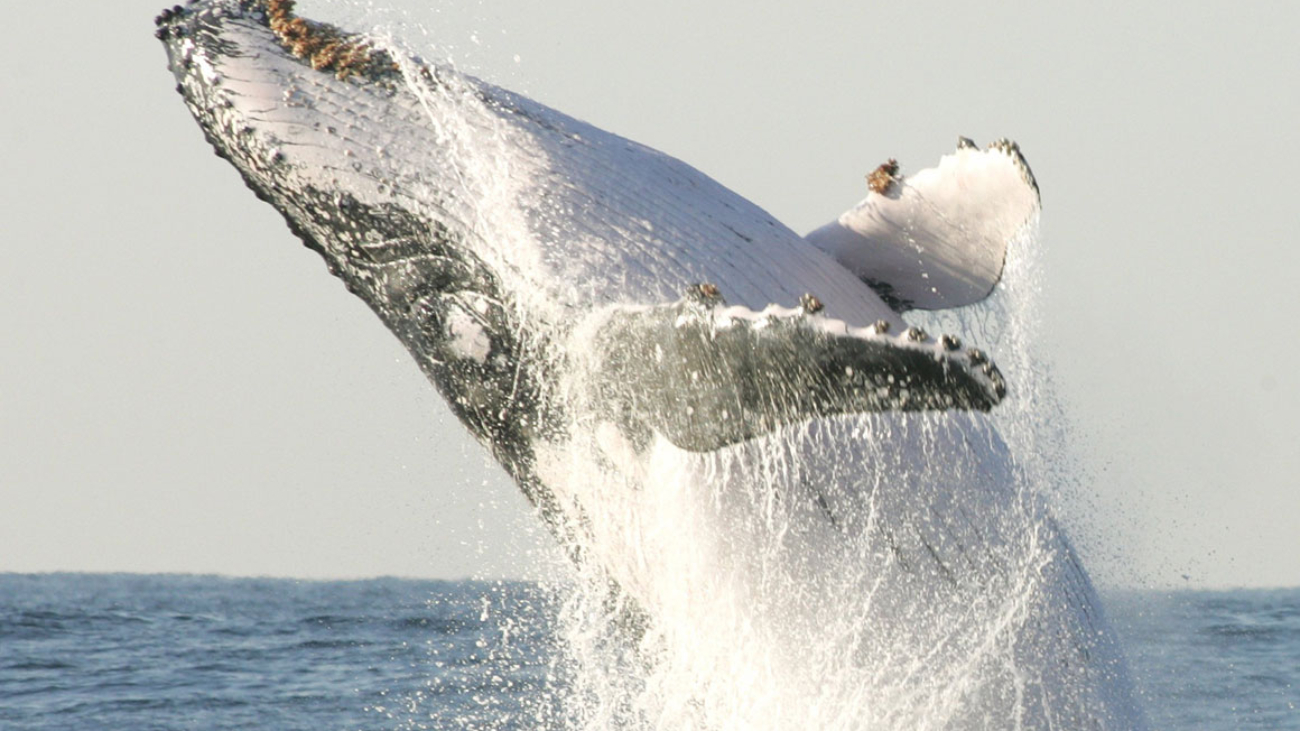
[913,215,1078,507]
[334,12,1126,726]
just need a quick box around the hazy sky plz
[2,1,1296,587]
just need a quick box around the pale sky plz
[1,1,1296,588]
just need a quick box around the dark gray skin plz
[592,298,1001,453]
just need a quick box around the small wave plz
[1240,673,1293,690]
[3,659,77,671]
[392,616,471,633]
[294,638,375,650]
[300,614,368,628]
[1202,623,1291,642]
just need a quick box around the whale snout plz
[157,0,471,309]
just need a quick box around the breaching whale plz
[156,2,1146,728]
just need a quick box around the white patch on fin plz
[804,139,1040,311]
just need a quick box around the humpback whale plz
[156,2,1146,728]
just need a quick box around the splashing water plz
[331,13,1141,730]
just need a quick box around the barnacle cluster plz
[688,282,724,304]
[799,293,825,314]
[866,158,900,195]
[263,0,398,80]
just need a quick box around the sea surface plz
[1,574,1295,730]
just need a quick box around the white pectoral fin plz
[804,139,1040,312]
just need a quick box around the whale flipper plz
[805,140,1040,312]
[584,296,1005,452]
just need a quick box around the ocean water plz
[1109,588,1300,730]
[0,574,555,730]
[0,574,1295,730]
